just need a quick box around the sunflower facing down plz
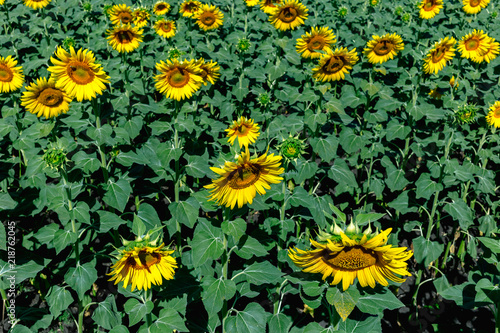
[225,117,261,148]
[472,36,499,63]
[312,47,359,82]
[289,228,413,291]
[269,0,308,31]
[418,0,443,19]
[21,77,72,118]
[458,30,490,61]
[179,0,202,17]
[23,0,51,10]
[0,55,24,93]
[154,58,204,101]
[108,242,177,291]
[296,26,336,59]
[153,1,171,15]
[109,4,134,25]
[363,33,404,64]
[462,0,490,14]
[486,101,500,128]
[193,4,224,31]
[154,19,176,38]
[48,46,110,102]
[423,37,456,75]
[205,148,284,209]
[106,24,143,53]
[260,0,283,14]
[133,7,150,28]
[197,58,220,85]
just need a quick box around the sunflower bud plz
[455,103,477,124]
[276,135,307,163]
[338,6,348,17]
[258,92,271,107]
[237,38,251,53]
[491,11,498,19]
[167,47,184,60]
[370,0,379,6]
[82,1,92,11]
[103,4,113,17]
[363,224,373,236]
[63,37,76,50]
[449,75,459,89]
[402,12,411,22]
[43,148,67,170]
[394,5,404,16]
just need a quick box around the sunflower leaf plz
[124,299,154,326]
[356,289,404,315]
[169,197,200,229]
[64,260,98,300]
[147,308,188,333]
[268,313,293,333]
[93,295,122,330]
[412,236,444,267]
[46,285,74,318]
[236,261,282,285]
[103,179,132,213]
[190,219,224,267]
[415,173,443,200]
[201,276,236,317]
[223,303,268,333]
[327,288,360,321]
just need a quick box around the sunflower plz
[269,0,308,31]
[106,24,143,53]
[109,4,134,25]
[179,0,202,17]
[193,4,224,31]
[289,228,413,291]
[197,58,220,85]
[462,0,490,14]
[423,37,456,75]
[133,7,150,28]
[472,36,499,63]
[0,55,24,93]
[296,26,336,59]
[245,0,260,6]
[363,33,404,64]
[108,243,177,291]
[458,30,490,60]
[428,87,443,100]
[153,1,171,15]
[418,0,443,19]
[48,46,110,102]
[205,148,284,209]
[154,19,176,38]
[21,77,72,118]
[486,101,500,128]
[312,47,358,82]
[154,58,204,101]
[225,117,261,148]
[23,0,51,10]
[260,0,283,15]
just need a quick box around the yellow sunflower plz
[296,26,336,59]
[154,58,203,101]
[106,24,143,53]
[260,0,283,15]
[289,228,413,291]
[193,4,224,31]
[486,101,500,128]
[133,7,150,28]
[109,4,134,25]
[472,36,499,63]
[363,33,404,64]
[458,30,490,61]
[108,243,177,291]
[423,37,456,75]
[245,0,260,6]
[48,46,110,102]
[23,0,51,10]
[0,55,24,93]
[153,1,171,15]
[21,77,72,118]
[225,117,261,148]
[269,0,308,31]
[179,0,202,17]
[196,58,220,85]
[312,47,359,82]
[154,19,176,38]
[462,0,490,14]
[418,0,443,19]
[205,148,284,209]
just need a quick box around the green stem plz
[221,207,230,333]
[495,304,500,333]
[145,289,153,328]
[173,102,182,248]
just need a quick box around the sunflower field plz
[1,0,500,332]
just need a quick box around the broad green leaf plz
[0,192,17,210]
[124,299,154,326]
[137,203,161,230]
[46,285,74,318]
[444,195,474,229]
[185,153,210,178]
[292,160,318,184]
[304,109,327,132]
[326,288,360,321]
[375,98,403,112]
[328,159,357,188]
[412,236,444,267]
[339,127,366,154]
[190,219,224,267]
[132,214,146,238]
[235,236,269,259]
[224,303,267,333]
[221,218,246,243]
[15,260,45,284]
[201,276,237,316]
[109,326,130,333]
[236,261,282,285]
[290,186,316,209]
[478,237,500,253]
[65,261,98,299]
[388,192,417,214]
[71,201,91,225]
[356,290,404,314]
[11,325,32,333]
[93,295,122,330]
[354,213,385,226]
[98,210,128,233]
[301,281,326,297]
[415,173,442,200]
[475,278,500,304]
[268,313,292,333]
[87,124,114,146]
[72,151,100,174]
[148,308,188,333]
[30,314,53,331]
[169,197,200,228]
[338,313,382,333]
[309,135,338,162]
[385,165,409,192]
[103,179,132,212]
[53,227,78,254]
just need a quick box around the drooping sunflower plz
[153,1,171,15]
[363,33,404,64]
[458,30,490,60]
[0,55,24,93]
[205,148,284,209]
[23,0,51,10]
[486,101,500,128]
[312,47,359,82]
[245,0,260,6]
[21,77,72,118]
[296,26,336,59]
[472,36,499,63]
[260,0,283,15]
[418,0,443,19]
[423,37,456,75]
[196,58,220,86]
[133,7,150,28]
[154,58,204,101]
[179,0,202,17]
[225,117,261,148]
[106,24,143,53]
[109,4,134,25]
[289,228,413,291]
[108,243,177,291]
[154,19,176,38]
[193,4,224,31]
[48,46,110,102]
[462,0,490,14]
[269,0,308,31]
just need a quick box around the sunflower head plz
[179,0,202,17]
[276,134,307,163]
[193,4,224,31]
[109,4,133,25]
[132,7,150,28]
[0,55,24,93]
[225,116,261,148]
[237,38,251,53]
[154,58,204,101]
[338,6,348,17]
[486,101,500,128]
[418,0,443,19]
[21,77,72,118]
[454,103,477,124]
[296,26,337,59]
[370,0,379,6]
[196,58,221,86]
[363,33,404,64]
[312,47,359,82]
[23,0,51,10]
[449,75,458,88]
[154,19,177,38]
[106,24,144,53]
[269,0,308,31]
[153,1,171,15]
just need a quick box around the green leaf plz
[185,153,210,178]
[221,218,246,243]
[357,290,404,315]
[339,127,365,154]
[354,213,386,226]
[328,159,357,188]
[98,210,128,233]
[103,179,132,212]
[0,192,17,210]
[415,173,443,200]
[478,237,500,253]
[310,135,338,162]
[15,260,45,284]
[237,261,282,285]
[148,308,188,333]
[169,197,200,228]
[137,203,161,230]
[375,98,403,112]
[388,192,417,214]
[46,285,74,318]
[326,288,360,321]
[338,313,382,332]
[444,195,474,229]
[201,276,236,316]
[11,325,32,333]
[304,110,327,132]
[386,119,410,141]
[71,201,91,224]
[190,219,224,267]
[72,151,100,174]
[53,227,78,254]
[385,165,409,192]
[93,295,122,330]
[224,303,267,333]
[64,261,98,299]
[292,160,318,184]
[235,236,269,259]
[268,313,292,333]
[132,214,146,238]
[124,299,154,326]
[87,124,114,146]
[413,236,444,267]
[109,326,130,333]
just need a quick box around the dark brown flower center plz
[185,3,199,13]
[465,37,480,50]
[322,55,346,74]
[326,246,377,270]
[469,0,480,7]
[161,23,172,32]
[156,4,167,11]
[0,64,13,82]
[494,108,500,118]
[116,30,134,44]
[200,11,216,26]
[168,68,190,88]
[432,46,446,62]
[126,250,162,271]
[227,163,261,189]
[307,36,326,51]
[423,0,436,10]
[119,12,132,24]
[373,39,395,56]
[67,62,95,85]
[279,7,298,23]
[38,87,64,107]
